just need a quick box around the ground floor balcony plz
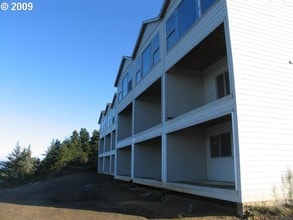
[114,113,238,202]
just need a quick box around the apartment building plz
[98,0,293,211]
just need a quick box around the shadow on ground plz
[0,169,239,219]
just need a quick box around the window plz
[210,132,232,158]
[118,83,122,102]
[112,108,116,124]
[136,56,142,84]
[201,0,216,14]
[128,79,132,92]
[216,71,230,99]
[122,74,129,98]
[136,33,160,84]
[142,44,152,76]
[166,0,218,51]
[119,72,133,102]
[107,112,112,128]
[166,11,179,50]
[152,33,160,66]
[178,0,198,36]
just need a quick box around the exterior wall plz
[165,0,226,71]
[105,134,111,152]
[133,61,164,99]
[203,57,228,104]
[116,146,131,176]
[167,129,207,182]
[134,137,161,179]
[166,57,229,120]
[104,156,110,173]
[166,69,203,119]
[117,104,133,141]
[136,21,160,56]
[98,99,117,175]
[110,155,115,174]
[206,122,234,182]
[99,0,239,202]
[226,0,293,203]
[112,0,237,202]
[97,0,293,206]
[134,95,161,134]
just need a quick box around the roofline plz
[114,0,170,87]
[114,56,132,87]
[105,103,112,114]
[132,0,170,58]
[98,110,105,124]
[111,93,117,108]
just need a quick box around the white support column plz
[161,73,167,183]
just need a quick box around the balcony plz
[166,114,235,190]
[166,24,229,120]
[134,78,162,134]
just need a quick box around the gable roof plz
[98,111,105,124]
[132,0,170,58]
[114,0,170,87]
[114,56,132,87]
[105,103,112,115]
[111,93,117,108]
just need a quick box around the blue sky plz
[0,0,164,160]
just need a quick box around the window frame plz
[210,132,232,158]
[122,73,129,99]
[166,10,179,51]
[166,0,218,51]
[135,56,142,84]
[118,82,123,102]
[142,44,152,77]
[178,0,199,37]
[216,70,230,99]
[152,33,160,66]
[201,0,217,14]
[118,71,133,102]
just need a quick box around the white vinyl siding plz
[226,0,293,203]
[166,68,203,119]
[206,122,234,182]
[204,57,229,103]
[166,57,229,120]
[134,137,161,180]
[167,130,207,182]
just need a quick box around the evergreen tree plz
[89,130,99,164]
[79,128,90,154]
[1,143,38,182]
[39,139,63,173]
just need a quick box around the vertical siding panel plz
[227,0,293,203]
[203,57,228,104]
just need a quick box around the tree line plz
[0,128,99,185]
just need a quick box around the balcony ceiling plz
[140,78,161,97]
[175,24,226,71]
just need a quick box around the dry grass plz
[0,169,239,219]
[0,203,146,220]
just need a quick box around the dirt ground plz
[0,168,239,220]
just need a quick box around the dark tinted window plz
[178,0,198,36]
[225,71,230,95]
[152,33,160,65]
[216,71,230,99]
[166,11,179,50]
[220,133,232,157]
[142,44,152,76]
[217,74,225,98]
[201,0,216,13]
[210,135,220,158]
